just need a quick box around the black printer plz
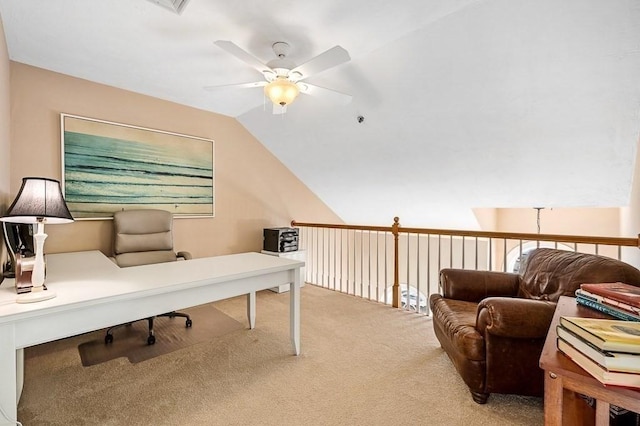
[263,227,299,253]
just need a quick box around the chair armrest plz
[439,269,520,303]
[476,297,557,339]
[177,251,192,260]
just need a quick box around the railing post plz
[392,217,400,308]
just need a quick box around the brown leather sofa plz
[429,248,640,404]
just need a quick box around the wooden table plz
[539,296,640,425]
[0,250,303,426]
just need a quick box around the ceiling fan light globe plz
[264,78,299,107]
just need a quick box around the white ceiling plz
[1,0,639,228]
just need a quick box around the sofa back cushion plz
[517,248,640,302]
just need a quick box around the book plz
[557,338,640,389]
[559,316,640,354]
[575,295,640,322]
[557,325,640,373]
[580,282,640,309]
[576,288,640,317]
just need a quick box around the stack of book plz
[556,316,640,388]
[575,282,640,322]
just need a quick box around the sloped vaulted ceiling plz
[0,0,639,228]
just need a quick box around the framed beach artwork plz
[61,114,214,220]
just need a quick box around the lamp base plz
[16,288,56,304]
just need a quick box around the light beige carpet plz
[76,304,244,365]
[17,285,543,425]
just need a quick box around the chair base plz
[105,311,192,345]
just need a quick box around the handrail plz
[291,221,392,233]
[291,220,640,247]
[292,218,640,311]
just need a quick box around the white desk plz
[0,250,303,425]
[261,250,306,293]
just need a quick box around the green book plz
[559,316,640,354]
[557,325,640,373]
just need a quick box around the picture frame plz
[60,114,214,220]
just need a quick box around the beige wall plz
[496,207,620,236]
[475,206,626,238]
[0,18,9,208]
[8,62,342,259]
[0,17,9,282]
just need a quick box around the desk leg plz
[290,267,301,356]
[0,324,18,426]
[595,401,610,426]
[544,371,563,426]
[247,291,256,329]
[16,349,24,401]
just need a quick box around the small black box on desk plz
[263,227,299,253]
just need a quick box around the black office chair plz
[104,209,192,345]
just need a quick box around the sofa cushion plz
[518,248,640,302]
[430,295,484,361]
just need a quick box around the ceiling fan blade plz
[290,46,350,80]
[214,40,273,76]
[203,81,266,91]
[298,83,352,106]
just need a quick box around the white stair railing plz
[292,218,640,315]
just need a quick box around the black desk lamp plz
[0,177,74,303]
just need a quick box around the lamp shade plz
[1,177,74,224]
[264,77,300,106]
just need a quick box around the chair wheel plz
[147,335,156,345]
[186,319,193,328]
[105,334,113,344]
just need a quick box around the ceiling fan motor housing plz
[272,41,289,58]
[267,42,296,73]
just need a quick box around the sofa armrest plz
[439,269,520,303]
[177,251,192,260]
[476,297,557,339]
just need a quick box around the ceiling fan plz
[209,40,352,114]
